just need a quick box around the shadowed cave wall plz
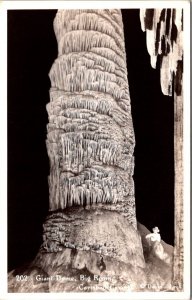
[8,9,174,271]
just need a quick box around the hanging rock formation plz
[140,9,183,96]
[140,9,184,291]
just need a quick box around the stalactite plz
[140,9,183,96]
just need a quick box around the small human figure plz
[145,226,161,246]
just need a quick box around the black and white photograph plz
[0,1,190,299]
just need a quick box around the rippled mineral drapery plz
[46,10,136,226]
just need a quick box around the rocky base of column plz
[8,213,174,292]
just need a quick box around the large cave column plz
[42,9,145,275]
[47,9,136,225]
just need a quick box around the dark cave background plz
[8,9,174,271]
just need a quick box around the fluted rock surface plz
[46,9,136,228]
[39,9,144,291]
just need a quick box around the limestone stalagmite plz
[46,9,136,227]
[36,10,147,283]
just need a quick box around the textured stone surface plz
[41,208,145,267]
[8,222,175,292]
[46,9,136,228]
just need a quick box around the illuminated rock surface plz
[47,10,136,229]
